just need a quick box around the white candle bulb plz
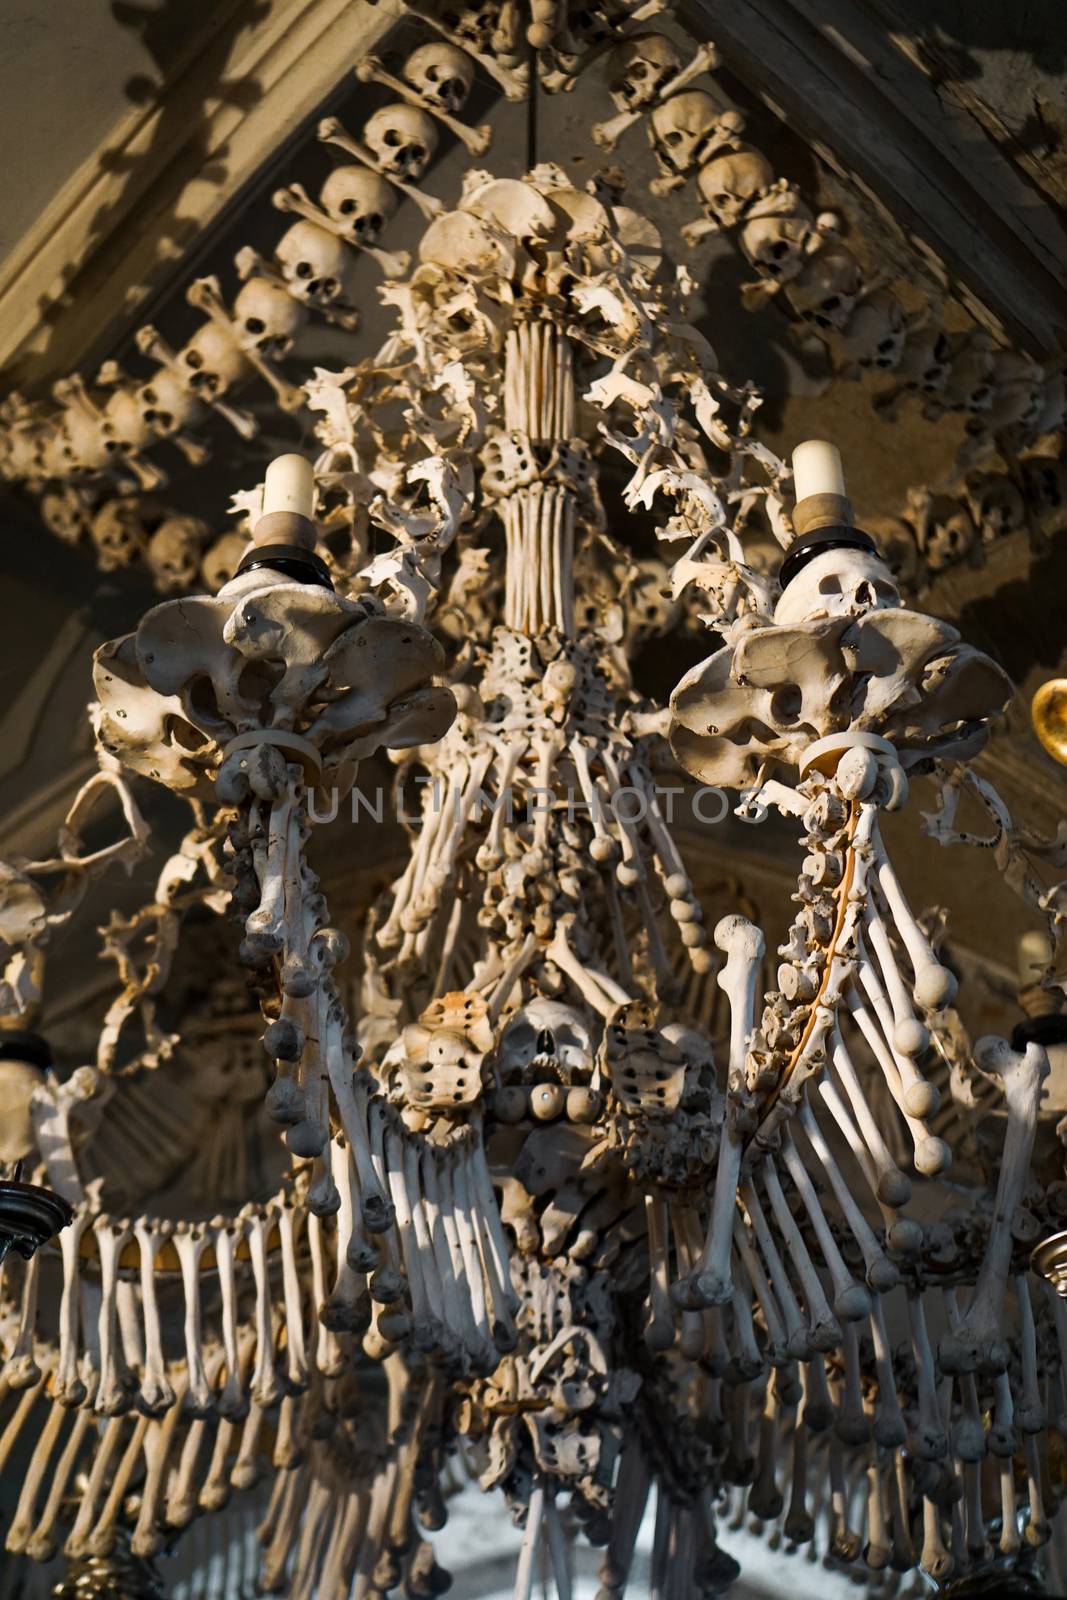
[262,454,315,520]
[792,439,846,502]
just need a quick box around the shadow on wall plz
[20,0,270,384]
[890,0,1067,78]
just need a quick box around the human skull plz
[893,324,953,399]
[418,209,518,283]
[91,497,151,571]
[178,321,250,400]
[0,1056,45,1166]
[696,146,774,229]
[57,402,111,475]
[438,0,496,51]
[320,166,398,243]
[146,514,207,592]
[830,288,907,373]
[929,334,995,416]
[607,33,683,111]
[404,41,474,112]
[232,277,307,357]
[137,368,206,437]
[201,530,248,591]
[649,93,741,177]
[786,246,865,332]
[964,472,1026,544]
[1021,452,1067,534]
[774,546,899,626]
[910,492,976,573]
[101,384,155,458]
[363,103,439,182]
[40,485,93,546]
[740,207,816,286]
[498,999,594,1085]
[275,221,356,310]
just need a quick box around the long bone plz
[855,934,939,1116]
[691,915,763,1304]
[404,0,528,98]
[260,1463,309,1590]
[448,1145,493,1355]
[1014,1273,1046,1434]
[306,1209,345,1377]
[867,1295,907,1448]
[729,1269,764,1380]
[864,1462,891,1570]
[318,118,444,220]
[355,56,491,153]
[214,1213,249,1418]
[272,184,411,277]
[779,1127,870,1322]
[847,969,949,1173]
[173,1220,213,1413]
[467,1120,521,1330]
[323,1137,371,1334]
[62,1415,129,1557]
[231,1398,267,1489]
[783,1416,813,1543]
[94,1215,134,1414]
[825,1031,912,1207]
[861,898,929,1057]
[0,1382,42,1479]
[592,41,720,151]
[795,1095,898,1291]
[938,1036,1048,1375]
[86,1409,149,1556]
[905,1287,948,1460]
[386,1123,438,1352]
[2,1252,41,1389]
[644,1194,675,1351]
[131,1366,190,1556]
[326,1040,394,1233]
[869,826,957,1011]
[277,1189,310,1392]
[748,1388,784,1520]
[740,1181,811,1361]
[1023,1431,1050,1547]
[421,1142,479,1365]
[24,1406,91,1561]
[760,1156,842,1351]
[55,1203,94,1404]
[405,1137,455,1360]
[5,1395,66,1553]
[133,1215,175,1415]
[835,1323,870,1445]
[164,1349,227,1527]
[920,1493,954,1582]
[546,913,631,1017]
[437,1149,493,1369]
[731,1213,788,1364]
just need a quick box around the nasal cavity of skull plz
[141,391,172,429]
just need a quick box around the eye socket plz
[818,574,842,595]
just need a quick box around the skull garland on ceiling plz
[363,104,439,182]
[144,514,210,594]
[649,93,745,187]
[607,32,684,111]
[693,146,776,232]
[232,276,308,359]
[319,166,399,244]
[404,41,475,112]
[274,222,360,328]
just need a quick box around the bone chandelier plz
[3,81,1067,1600]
